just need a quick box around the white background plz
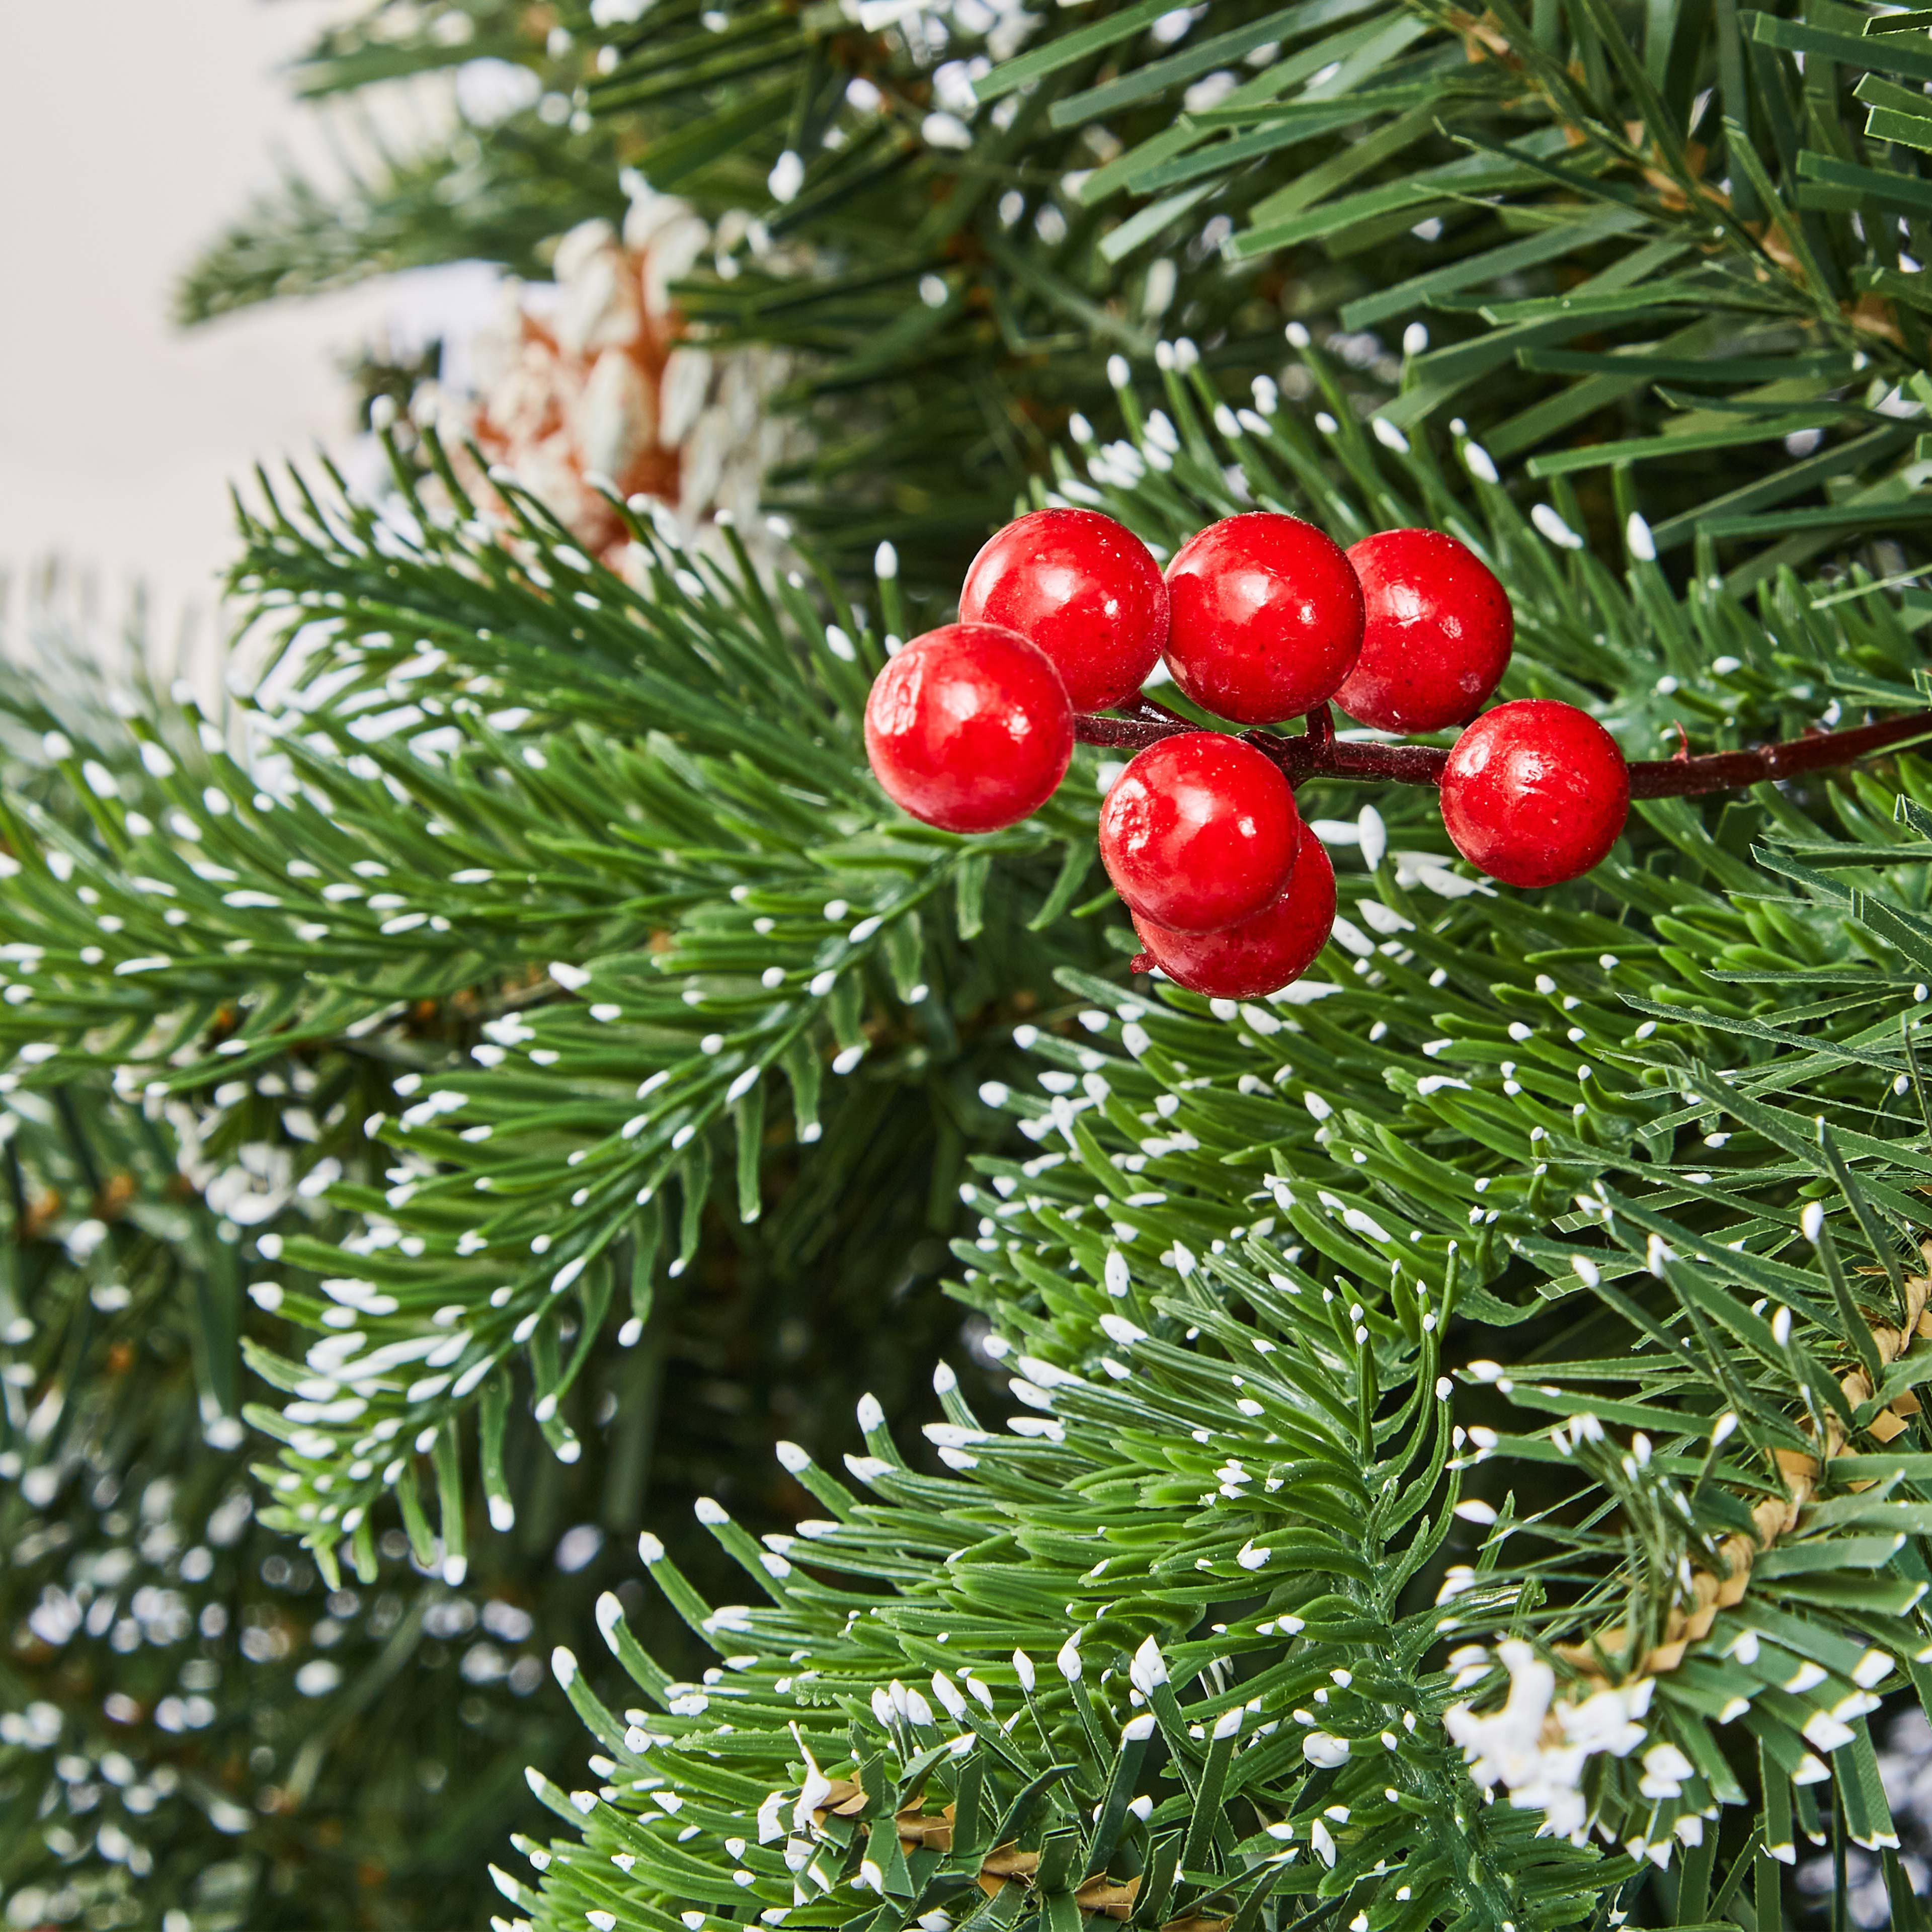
[0,1,495,653]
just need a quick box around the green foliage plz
[1048,0,1932,579]
[0,599,966,1932]
[0,637,567,1931]
[48,1,1932,1927]
[182,0,1932,588]
[509,356,1932,1930]
[175,2,624,323]
[0,452,1103,1596]
[176,2,1290,583]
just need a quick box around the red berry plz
[1334,529,1513,734]
[864,622,1073,833]
[1162,512,1364,725]
[959,507,1168,713]
[1439,699,1629,888]
[1098,732,1300,933]
[1133,822,1336,998]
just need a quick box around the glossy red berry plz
[1439,699,1629,888]
[959,507,1168,713]
[1334,529,1513,734]
[1162,512,1364,725]
[1133,822,1336,998]
[864,622,1073,834]
[1099,732,1300,933]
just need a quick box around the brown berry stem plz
[1071,701,1932,797]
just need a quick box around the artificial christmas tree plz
[9,0,1932,1925]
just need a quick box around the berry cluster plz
[864,507,1631,997]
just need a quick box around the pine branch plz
[61,4,1932,1927]
[0,601,977,1932]
[508,338,1932,1932]
[0,438,1117,1583]
[179,1,1304,587]
[28,333,1923,1603]
[178,0,1932,595]
[175,118,625,325]
[1048,0,1932,575]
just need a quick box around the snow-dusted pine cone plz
[424,193,803,566]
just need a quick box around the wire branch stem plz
[1071,702,1932,797]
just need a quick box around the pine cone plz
[428,197,800,566]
